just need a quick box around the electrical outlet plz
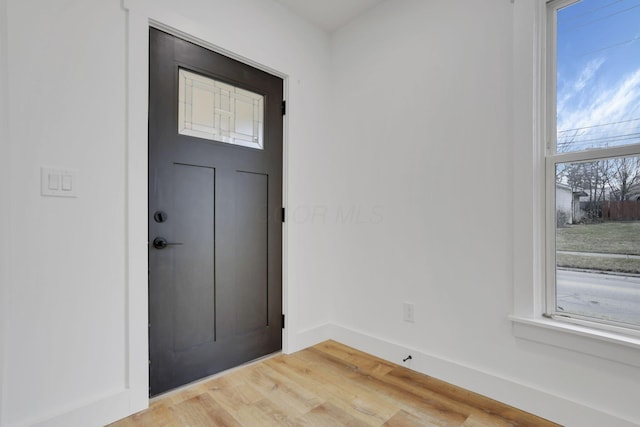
[403,302,415,323]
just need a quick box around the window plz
[178,68,265,149]
[546,0,640,331]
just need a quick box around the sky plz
[556,0,640,153]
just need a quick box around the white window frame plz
[544,0,640,334]
[510,0,640,366]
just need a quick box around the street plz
[556,269,640,326]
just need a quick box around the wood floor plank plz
[243,363,322,416]
[279,350,405,423]
[257,361,323,407]
[109,340,563,427]
[353,373,467,426]
[311,340,396,378]
[161,381,216,407]
[294,402,374,427]
[296,344,468,426]
[462,412,516,427]
[383,409,443,427]
[278,350,459,427]
[170,393,240,427]
[206,381,264,415]
[264,352,394,425]
[227,398,299,427]
[383,365,558,427]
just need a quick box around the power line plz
[575,35,640,57]
[562,0,625,22]
[558,132,640,144]
[558,117,640,133]
[557,131,640,146]
[567,3,640,30]
[559,124,640,138]
[558,131,640,143]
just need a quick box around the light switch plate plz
[41,167,78,197]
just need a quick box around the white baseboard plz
[19,390,136,427]
[289,323,333,353]
[328,323,638,427]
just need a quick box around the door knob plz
[152,237,183,249]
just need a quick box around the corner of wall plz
[289,323,334,353]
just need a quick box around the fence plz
[602,201,640,221]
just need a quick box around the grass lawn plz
[555,221,640,274]
[556,254,640,274]
[556,221,640,256]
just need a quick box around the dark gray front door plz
[148,28,283,396]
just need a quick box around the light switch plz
[48,173,60,190]
[41,167,78,197]
[61,174,72,191]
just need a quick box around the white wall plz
[328,1,640,426]
[0,0,9,424]
[3,1,128,425]
[1,0,332,425]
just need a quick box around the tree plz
[608,156,640,201]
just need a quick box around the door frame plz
[123,0,290,413]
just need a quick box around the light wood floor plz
[109,340,561,427]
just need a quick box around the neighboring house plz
[556,182,587,224]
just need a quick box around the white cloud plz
[574,57,605,92]
[557,57,605,115]
[557,65,640,151]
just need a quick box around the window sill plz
[510,315,640,368]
